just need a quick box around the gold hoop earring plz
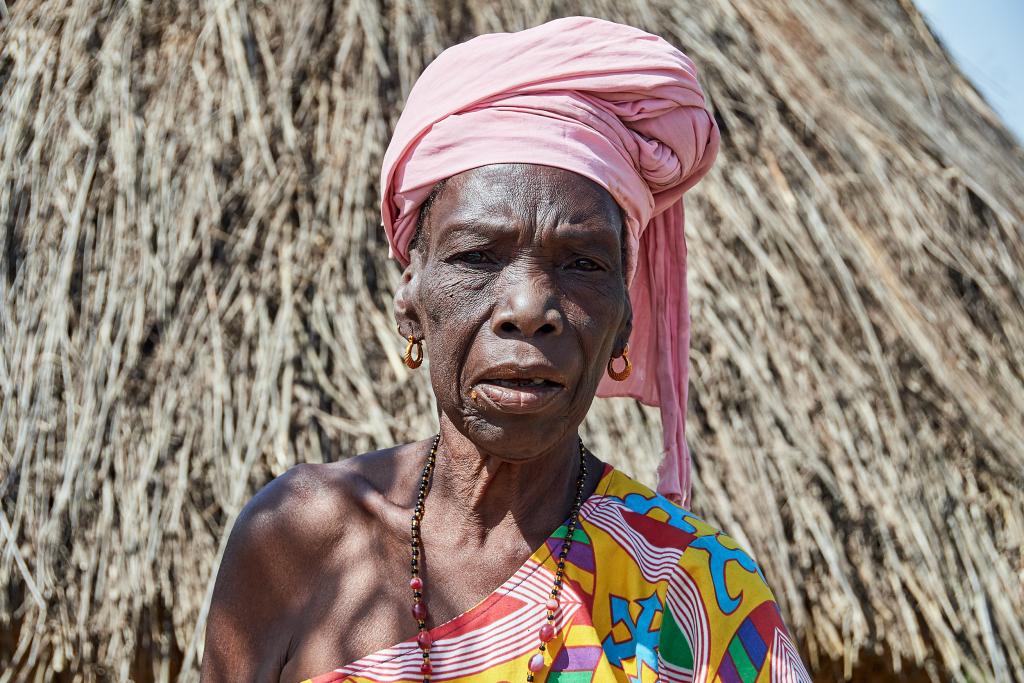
[403,335,423,369]
[607,343,632,381]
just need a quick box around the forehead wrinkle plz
[527,193,620,248]
[437,195,520,226]
[429,192,519,247]
[432,164,622,252]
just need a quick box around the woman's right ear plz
[393,262,423,340]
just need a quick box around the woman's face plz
[395,163,631,459]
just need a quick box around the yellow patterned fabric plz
[301,464,810,683]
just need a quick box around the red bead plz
[417,630,432,648]
[410,576,423,590]
[539,623,555,642]
[528,653,545,673]
[420,661,432,674]
[412,601,428,621]
[545,598,558,612]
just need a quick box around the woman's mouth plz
[473,377,564,414]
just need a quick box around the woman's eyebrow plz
[441,221,619,248]
[552,222,621,249]
[437,204,619,245]
[438,220,514,239]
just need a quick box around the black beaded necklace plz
[408,434,589,682]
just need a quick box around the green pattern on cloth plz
[658,604,695,669]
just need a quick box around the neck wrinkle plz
[422,418,583,550]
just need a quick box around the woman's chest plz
[278,537,535,683]
[281,573,664,683]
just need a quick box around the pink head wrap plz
[380,16,719,508]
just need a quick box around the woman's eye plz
[570,257,602,271]
[455,251,490,265]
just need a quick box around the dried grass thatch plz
[1,0,1022,681]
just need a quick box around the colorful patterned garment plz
[301,464,811,683]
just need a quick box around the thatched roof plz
[2,0,1022,680]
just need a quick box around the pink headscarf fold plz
[380,16,719,508]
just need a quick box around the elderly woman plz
[200,16,810,683]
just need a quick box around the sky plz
[915,0,1024,143]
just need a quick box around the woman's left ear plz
[614,299,633,355]
[394,261,423,340]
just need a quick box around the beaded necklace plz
[409,434,589,682]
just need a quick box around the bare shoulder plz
[244,460,358,540]
[200,443,423,682]
[234,442,419,559]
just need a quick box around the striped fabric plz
[300,464,811,683]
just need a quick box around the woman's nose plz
[492,273,565,338]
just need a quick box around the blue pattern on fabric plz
[689,535,763,615]
[621,492,698,532]
[602,590,662,675]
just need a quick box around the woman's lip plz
[473,381,564,414]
